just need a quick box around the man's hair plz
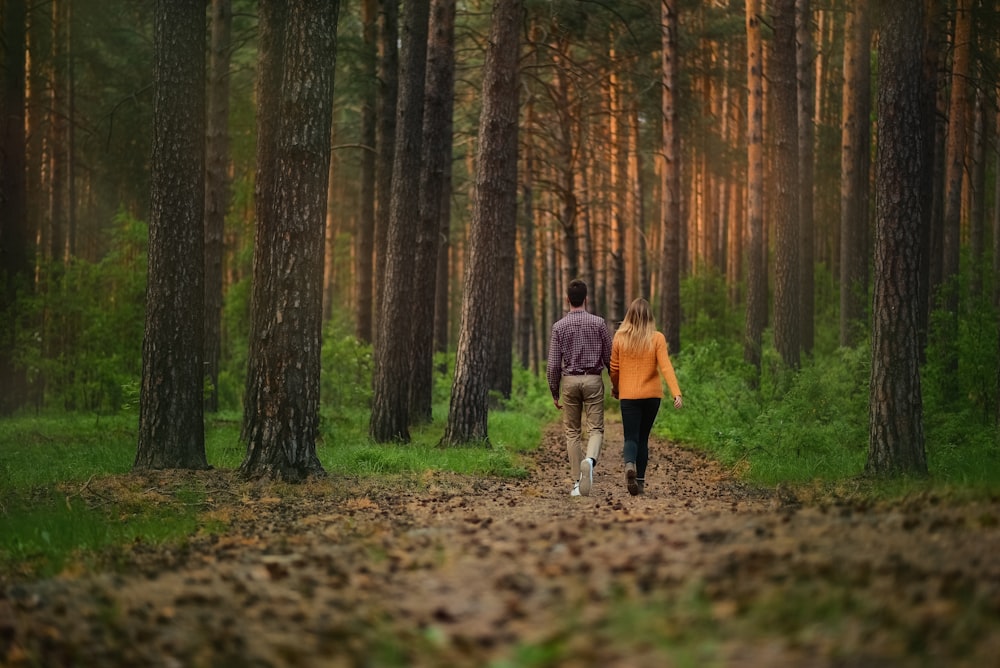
[567,279,587,307]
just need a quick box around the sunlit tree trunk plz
[442,0,521,446]
[240,0,340,480]
[135,0,207,471]
[410,0,455,422]
[371,0,429,443]
[744,0,765,383]
[660,0,682,354]
[0,0,30,415]
[868,0,928,477]
[609,53,626,325]
[839,3,871,347]
[204,0,232,413]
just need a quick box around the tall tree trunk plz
[609,56,626,325]
[204,0,232,413]
[941,0,971,303]
[519,120,536,371]
[552,38,578,286]
[48,0,69,265]
[917,0,946,362]
[660,0,682,355]
[0,0,30,415]
[409,0,455,423]
[772,0,801,369]
[744,0,766,383]
[442,0,522,446]
[371,0,429,443]
[356,0,378,344]
[433,157,452,357]
[629,100,650,300]
[240,0,340,481]
[937,0,972,394]
[838,3,871,347]
[968,88,986,299]
[796,0,816,355]
[867,0,928,477]
[373,0,398,349]
[135,0,207,470]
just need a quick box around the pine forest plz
[1,0,999,481]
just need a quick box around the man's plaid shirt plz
[546,309,613,400]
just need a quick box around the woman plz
[610,298,683,495]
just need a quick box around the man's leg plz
[561,376,584,484]
[582,375,606,463]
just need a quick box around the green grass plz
[0,372,550,580]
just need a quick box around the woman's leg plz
[619,399,642,464]
[635,398,661,479]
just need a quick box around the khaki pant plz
[561,374,605,482]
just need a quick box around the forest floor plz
[3,418,1000,667]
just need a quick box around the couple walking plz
[546,279,683,497]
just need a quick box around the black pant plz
[620,397,661,479]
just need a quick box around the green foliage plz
[320,316,375,429]
[679,268,743,345]
[15,210,147,413]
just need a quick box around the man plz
[546,279,613,497]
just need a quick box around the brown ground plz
[2,419,1000,667]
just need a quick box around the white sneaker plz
[579,458,593,496]
[570,483,581,497]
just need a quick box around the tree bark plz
[135,0,207,471]
[867,0,928,477]
[371,0,430,443]
[796,0,816,355]
[442,0,522,446]
[744,0,766,383]
[372,0,398,349]
[772,0,801,369]
[240,0,340,481]
[838,3,871,347]
[355,0,378,344]
[936,0,972,393]
[204,0,232,413]
[409,0,456,423]
[660,0,682,355]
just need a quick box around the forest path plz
[3,417,1000,667]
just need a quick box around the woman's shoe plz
[625,462,638,496]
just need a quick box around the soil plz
[2,419,1000,667]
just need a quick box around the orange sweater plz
[610,331,681,400]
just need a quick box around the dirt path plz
[3,419,1000,667]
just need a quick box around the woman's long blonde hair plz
[615,298,657,355]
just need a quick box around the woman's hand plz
[673,395,683,409]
